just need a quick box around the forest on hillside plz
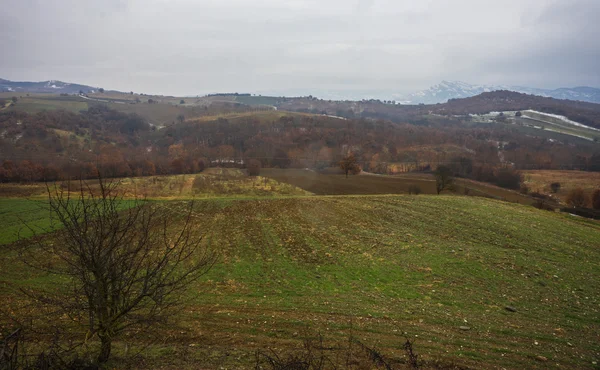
[1,105,599,184]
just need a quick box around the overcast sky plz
[1,0,599,98]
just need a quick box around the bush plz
[494,167,522,190]
[434,165,454,194]
[247,159,261,176]
[408,185,421,195]
[592,189,600,210]
[550,182,561,193]
[533,199,555,212]
[566,188,588,208]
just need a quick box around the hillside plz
[1,103,599,185]
[266,90,600,131]
[2,195,599,368]
[429,91,600,130]
[0,78,102,94]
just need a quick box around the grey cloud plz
[0,0,598,97]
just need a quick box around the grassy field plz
[3,94,89,113]
[0,196,141,245]
[522,170,600,204]
[0,170,310,245]
[0,198,56,245]
[1,195,599,368]
[186,110,308,124]
[233,95,282,107]
[110,169,312,199]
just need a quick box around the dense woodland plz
[1,103,599,184]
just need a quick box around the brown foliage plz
[566,188,588,208]
[339,153,360,178]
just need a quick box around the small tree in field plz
[550,182,561,193]
[434,165,454,194]
[247,159,261,176]
[19,178,216,364]
[340,153,360,178]
[566,187,588,208]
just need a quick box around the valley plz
[1,84,599,369]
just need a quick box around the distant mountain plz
[401,81,600,105]
[0,78,102,94]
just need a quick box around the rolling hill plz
[1,194,599,368]
[0,78,105,94]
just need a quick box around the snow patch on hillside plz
[523,110,600,132]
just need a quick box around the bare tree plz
[434,165,454,194]
[19,178,216,364]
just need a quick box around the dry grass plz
[522,170,600,204]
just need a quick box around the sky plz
[1,0,599,98]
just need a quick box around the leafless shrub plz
[255,332,430,370]
[403,338,419,369]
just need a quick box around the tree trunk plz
[97,333,112,364]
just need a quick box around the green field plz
[1,194,599,368]
[4,95,89,113]
[233,95,282,107]
[0,198,57,245]
[0,197,141,245]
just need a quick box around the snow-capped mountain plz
[0,78,101,94]
[401,81,600,105]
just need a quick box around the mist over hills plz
[2,78,600,106]
[400,81,600,105]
